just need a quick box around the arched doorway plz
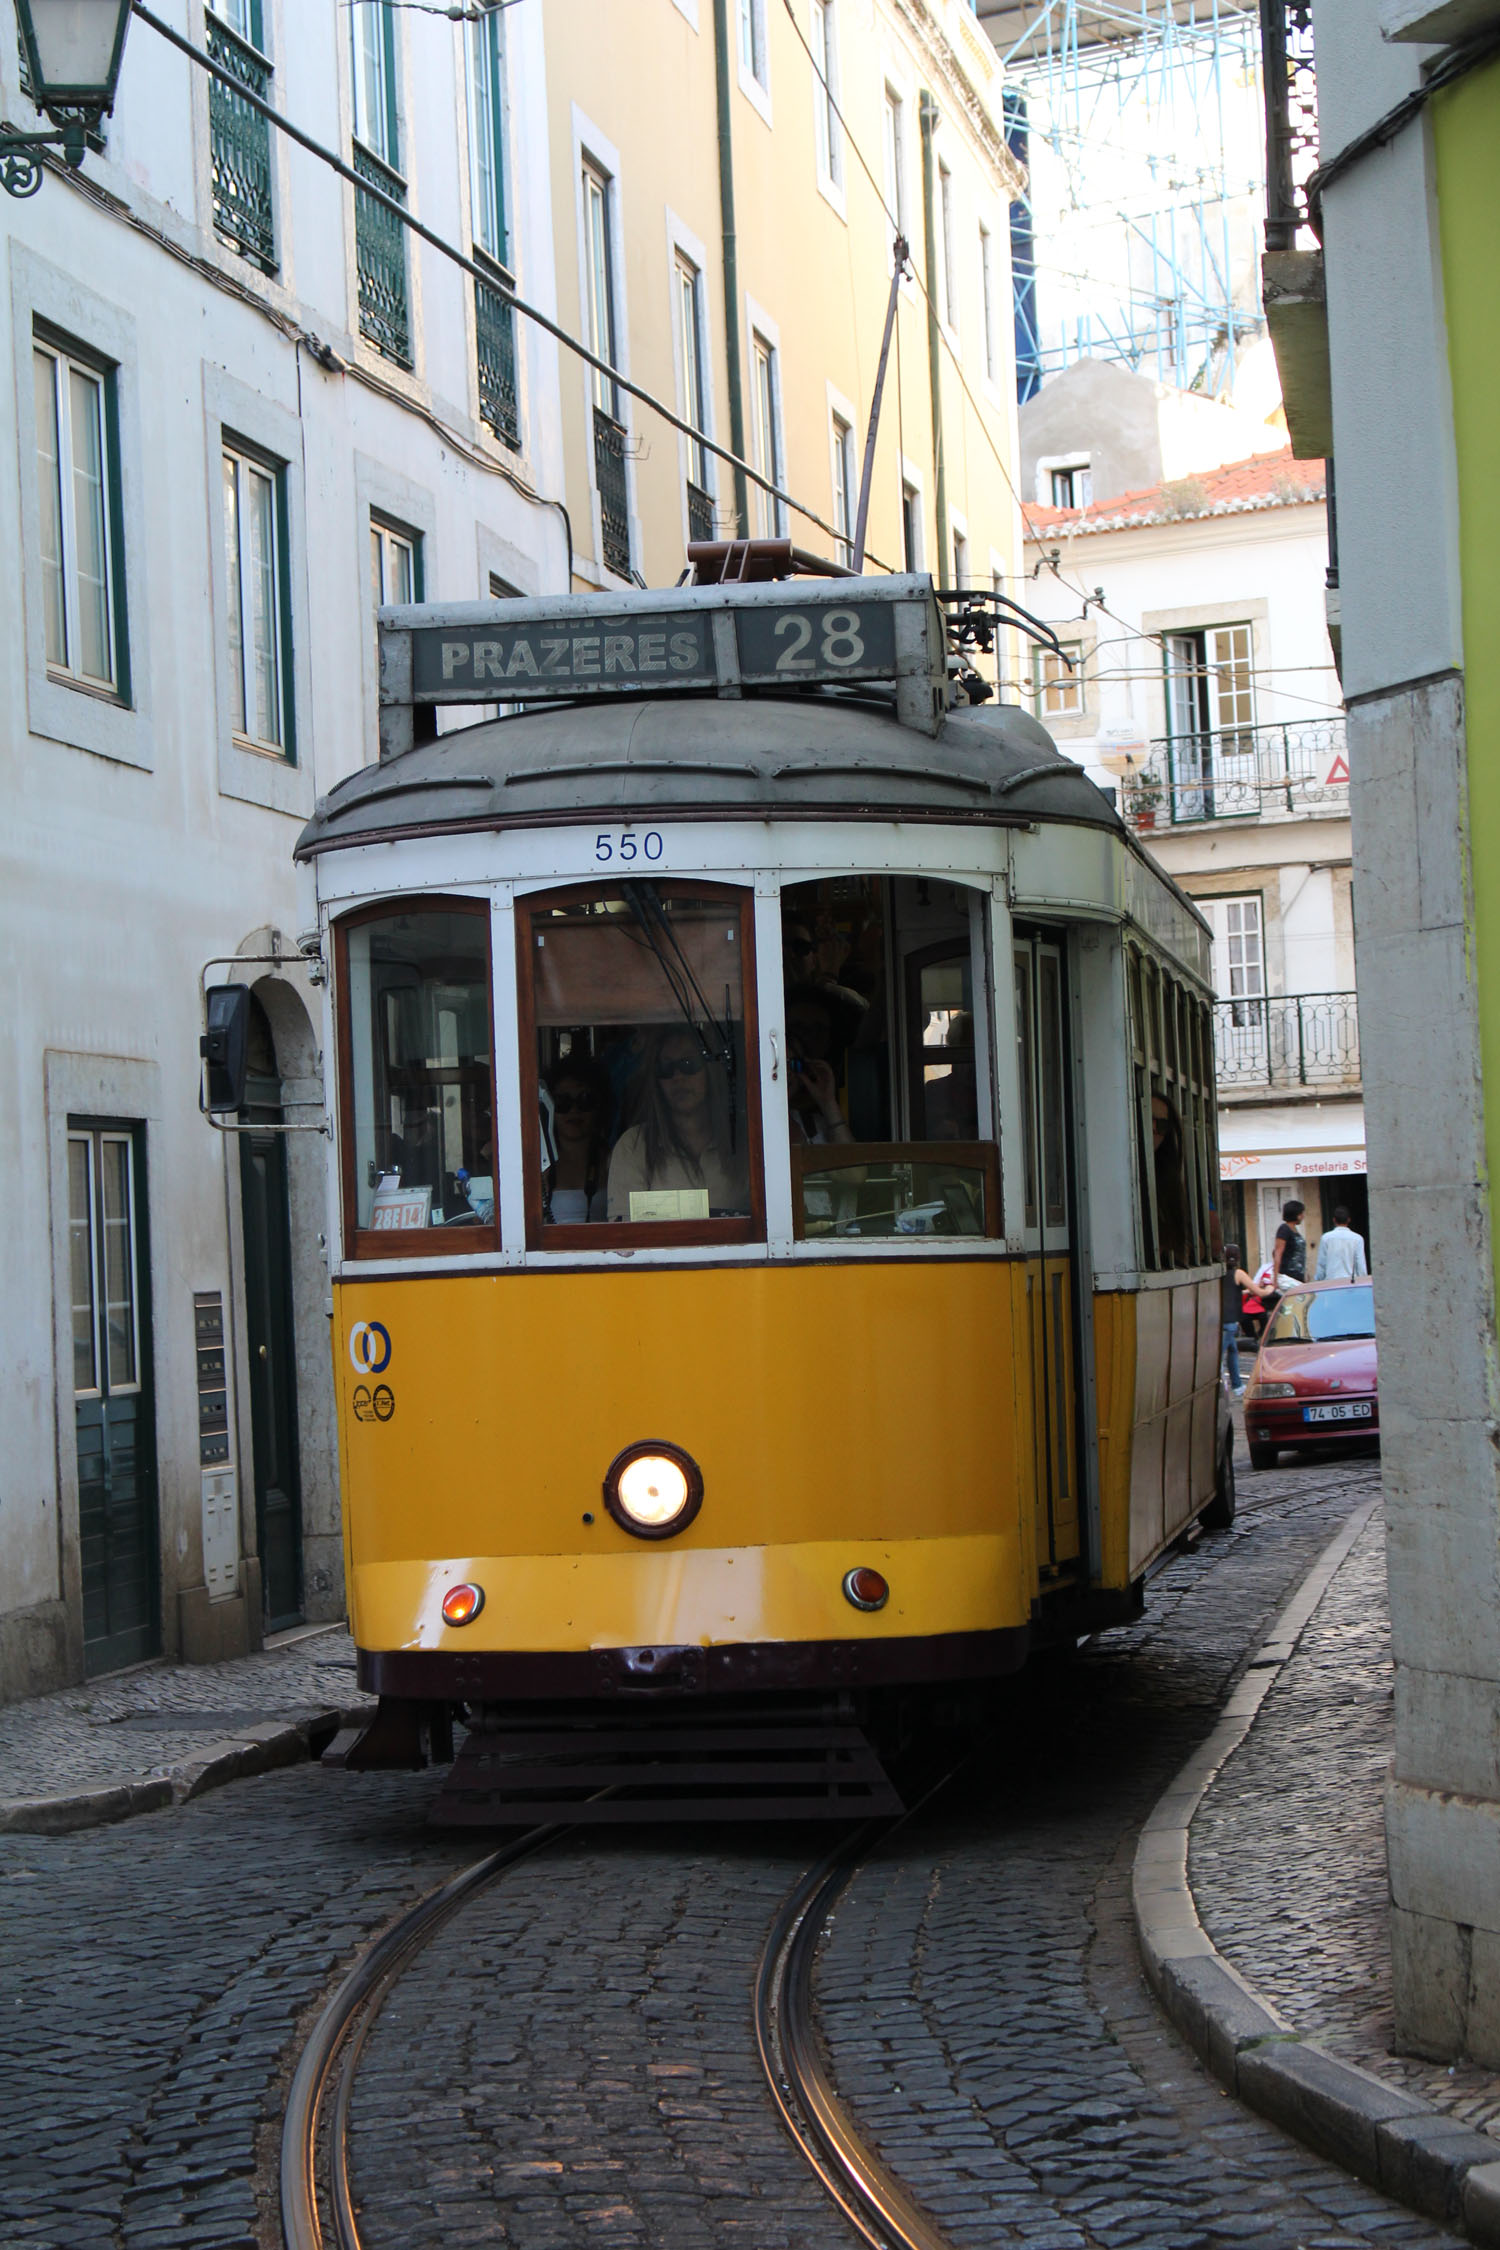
[239,992,304,1629]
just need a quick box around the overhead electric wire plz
[128,0,890,571]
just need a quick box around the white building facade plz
[0,0,567,1698]
[1021,448,1357,1274]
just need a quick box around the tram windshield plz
[342,904,496,1239]
[779,877,1000,1240]
[524,883,754,1238]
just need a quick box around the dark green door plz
[240,1125,303,1629]
[70,1123,159,1676]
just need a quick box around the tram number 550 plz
[595,830,665,863]
[771,608,865,671]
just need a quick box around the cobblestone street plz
[1,1444,1471,2250]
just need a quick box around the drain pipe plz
[712,0,751,538]
[918,91,948,582]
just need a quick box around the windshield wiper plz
[621,881,739,1145]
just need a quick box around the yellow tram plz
[291,564,1231,1814]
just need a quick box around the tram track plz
[280,1820,567,2250]
[280,1771,967,2250]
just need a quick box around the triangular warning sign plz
[1326,752,1350,784]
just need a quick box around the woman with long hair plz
[606,1024,749,1219]
[543,1054,611,1224]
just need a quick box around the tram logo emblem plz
[349,1321,392,1376]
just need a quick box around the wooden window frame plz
[790,1142,1002,1243]
[516,879,765,1254]
[333,896,500,1262]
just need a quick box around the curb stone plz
[1132,1495,1500,2245]
[0,1702,374,1835]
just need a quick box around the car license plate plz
[1303,1401,1373,1424]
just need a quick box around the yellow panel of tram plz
[333,1262,1033,1641]
[353,1534,1014,1651]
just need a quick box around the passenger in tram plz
[606,1026,750,1218]
[784,984,856,1147]
[542,1057,610,1224]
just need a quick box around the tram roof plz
[295,689,1125,859]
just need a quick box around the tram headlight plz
[603,1441,704,1539]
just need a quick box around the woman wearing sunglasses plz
[543,1057,611,1224]
[606,1024,749,1221]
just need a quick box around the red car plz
[1243,1278,1379,1471]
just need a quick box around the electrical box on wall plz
[194,1290,239,1600]
[202,1469,239,1600]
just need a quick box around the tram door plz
[239,999,303,1630]
[1013,935,1081,1574]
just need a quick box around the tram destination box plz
[377,578,947,757]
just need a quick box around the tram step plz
[427,1711,904,1826]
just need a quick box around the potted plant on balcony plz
[1129,765,1165,831]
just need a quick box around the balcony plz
[207,13,275,273]
[1124,719,1348,831]
[353,143,411,369]
[474,266,520,450]
[594,408,632,579]
[687,481,715,545]
[1214,991,1360,1093]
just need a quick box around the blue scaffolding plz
[981,0,1263,403]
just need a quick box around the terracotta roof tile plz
[1024,449,1325,539]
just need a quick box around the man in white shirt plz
[1314,1204,1369,1281]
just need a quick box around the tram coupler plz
[322,1695,456,1771]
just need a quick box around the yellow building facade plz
[541,0,1025,597]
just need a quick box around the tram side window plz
[523,883,759,1241]
[341,905,496,1242]
[1128,943,1215,1270]
[780,876,1000,1241]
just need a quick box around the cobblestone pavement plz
[0,1623,365,1805]
[1192,1494,1500,2140]
[1,1442,1467,2250]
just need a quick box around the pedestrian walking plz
[1221,1244,1254,1396]
[1313,1203,1369,1280]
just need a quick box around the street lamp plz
[3,0,134,200]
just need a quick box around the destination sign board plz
[379,577,947,750]
[411,610,716,697]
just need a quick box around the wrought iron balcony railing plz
[474,264,520,449]
[207,13,275,273]
[353,142,411,369]
[687,481,715,545]
[1214,990,1360,1091]
[1124,718,1348,830]
[1262,0,1319,251]
[594,408,632,580]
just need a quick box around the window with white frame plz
[831,412,856,566]
[738,0,768,86]
[1165,623,1255,745]
[1049,463,1091,508]
[1209,623,1255,738]
[207,0,258,37]
[883,88,906,234]
[979,222,996,381]
[939,159,957,329]
[371,515,420,608]
[350,0,398,167]
[222,443,290,755]
[811,0,841,190]
[752,334,785,538]
[466,3,508,265]
[675,256,710,494]
[1210,895,1265,1001]
[34,336,121,694]
[901,480,921,572]
[1034,642,1083,719]
[583,163,620,420]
